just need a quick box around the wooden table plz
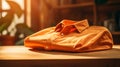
[0,45,120,67]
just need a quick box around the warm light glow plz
[1,0,31,37]
[2,0,10,17]
[1,12,7,17]
[1,0,25,36]
[2,0,10,10]
[0,46,28,53]
[26,0,31,27]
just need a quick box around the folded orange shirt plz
[24,19,113,52]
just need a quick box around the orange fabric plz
[24,19,113,52]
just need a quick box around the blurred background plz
[0,0,120,46]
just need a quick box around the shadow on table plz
[29,48,120,58]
